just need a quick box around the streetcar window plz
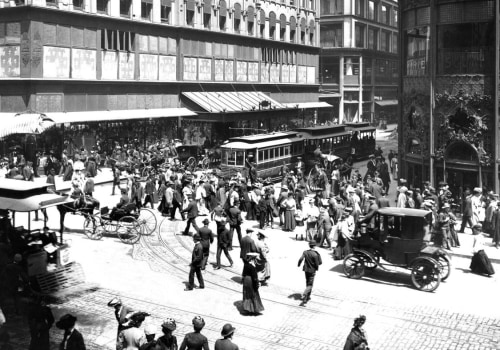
[279,147,283,157]
[284,146,289,156]
[263,149,269,161]
[236,151,245,166]
[258,150,263,162]
[228,151,236,165]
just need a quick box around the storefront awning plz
[47,108,196,124]
[0,113,54,139]
[319,93,342,98]
[283,102,333,109]
[182,91,288,113]
[375,100,398,107]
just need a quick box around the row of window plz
[321,0,397,27]
[222,142,306,166]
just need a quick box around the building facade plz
[0,0,326,156]
[399,0,499,197]
[319,0,398,124]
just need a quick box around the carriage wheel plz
[139,208,157,235]
[357,251,379,271]
[83,216,102,240]
[117,216,142,244]
[343,253,366,279]
[201,157,210,170]
[411,258,441,292]
[436,255,451,281]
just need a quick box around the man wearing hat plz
[227,200,243,249]
[471,187,483,225]
[186,234,205,290]
[215,224,234,269]
[181,197,199,236]
[199,218,215,270]
[459,189,473,233]
[436,202,452,249]
[215,323,238,350]
[108,297,135,338]
[277,185,289,226]
[359,194,379,230]
[317,203,333,249]
[239,228,257,263]
[298,241,322,304]
[364,154,377,182]
[56,314,85,350]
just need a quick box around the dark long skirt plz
[337,234,352,258]
[242,276,264,314]
[284,210,296,231]
[470,250,495,276]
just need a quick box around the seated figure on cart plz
[110,187,135,220]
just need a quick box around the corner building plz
[399,0,500,197]
[319,0,399,124]
[0,0,326,153]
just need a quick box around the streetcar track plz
[137,216,500,344]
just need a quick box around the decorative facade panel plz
[0,46,20,78]
[119,52,135,80]
[183,57,197,81]
[43,46,70,78]
[224,60,234,81]
[248,62,258,82]
[281,65,290,83]
[236,61,247,82]
[298,66,307,84]
[71,48,96,79]
[307,66,315,84]
[139,54,159,80]
[270,64,280,83]
[159,56,176,81]
[214,59,224,81]
[198,58,211,81]
[261,63,269,83]
[102,51,118,80]
[290,65,297,83]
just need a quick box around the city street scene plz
[0,0,500,349]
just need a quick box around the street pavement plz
[3,128,500,349]
[3,170,500,349]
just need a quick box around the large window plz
[234,4,242,33]
[96,0,108,13]
[381,5,389,24]
[368,28,377,50]
[437,23,494,75]
[321,56,340,84]
[120,0,131,17]
[219,0,227,31]
[73,0,84,9]
[355,0,365,17]
[321,0,343,15]
[269,12,276,40]
[160,0,172,23]
[355,23,365,48]
[141,0,152,20]
[320,24,342,48]
[404,26,429,76]
[368,0,376,21]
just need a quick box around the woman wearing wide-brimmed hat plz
[343,315,369,350]
[153,318,178,350]
[214,323,238,350]
[241,252,264,315]
[179,316,209,350]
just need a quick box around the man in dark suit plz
[227,200,243,249]
[55,314,86,350]
[359,194,379,230]
[198,218,215,270]
[215,226,233,269]
[186,234,205,290]
[108,297,134,339]
[298,241,322,305]
[181,198,199,236]
[376,189,391,209]
[459,189,473,233]
[239,228,257,263]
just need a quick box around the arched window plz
[234,3,242,33]
[259,9,266,37]
[407,138,421,155]
[290,16,296,42]
[247,6,255,35]
[445,141,479,163]
[186,0,195,26]
[219,0,227,31]
[203,0,212,29]
[269,12,276,40]
[300,17,306,43]
[309,19,315,43]
[280,14,286,41]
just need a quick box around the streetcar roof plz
[344,122,371,128]
[297,130,351,140]
[350,126,376,132]
[228,131,298,143]
[221,136,302,150]
[377,207,431,218]
[294,125,348,135]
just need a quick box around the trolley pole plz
[495,0,499,193]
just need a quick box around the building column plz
[339,56,344,124]
[495,0,499,193]
[358,56,363,123]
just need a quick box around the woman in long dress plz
[255,231,271,284]
[470,224,495,276]
[343,315,369,350]
[283,193,296,232]
[241,252,264,315]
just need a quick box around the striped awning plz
[182,91,288,113]
[0,113,54,139]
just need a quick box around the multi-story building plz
[0,0,327,157]
[399,0,499,196]
[319,0,399,124]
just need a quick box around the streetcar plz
[345,122,376,161]
[220,131,303,180]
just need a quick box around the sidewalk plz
[449,229,500,264]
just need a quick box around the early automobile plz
[343,207,451,292]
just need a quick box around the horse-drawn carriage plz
[81,204,157,244]
[175,145,210,172]
[343,207,451,292]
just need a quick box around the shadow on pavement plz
[287,293,303,301]
[230,276,242,284]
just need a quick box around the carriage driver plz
[110,187,131,218]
